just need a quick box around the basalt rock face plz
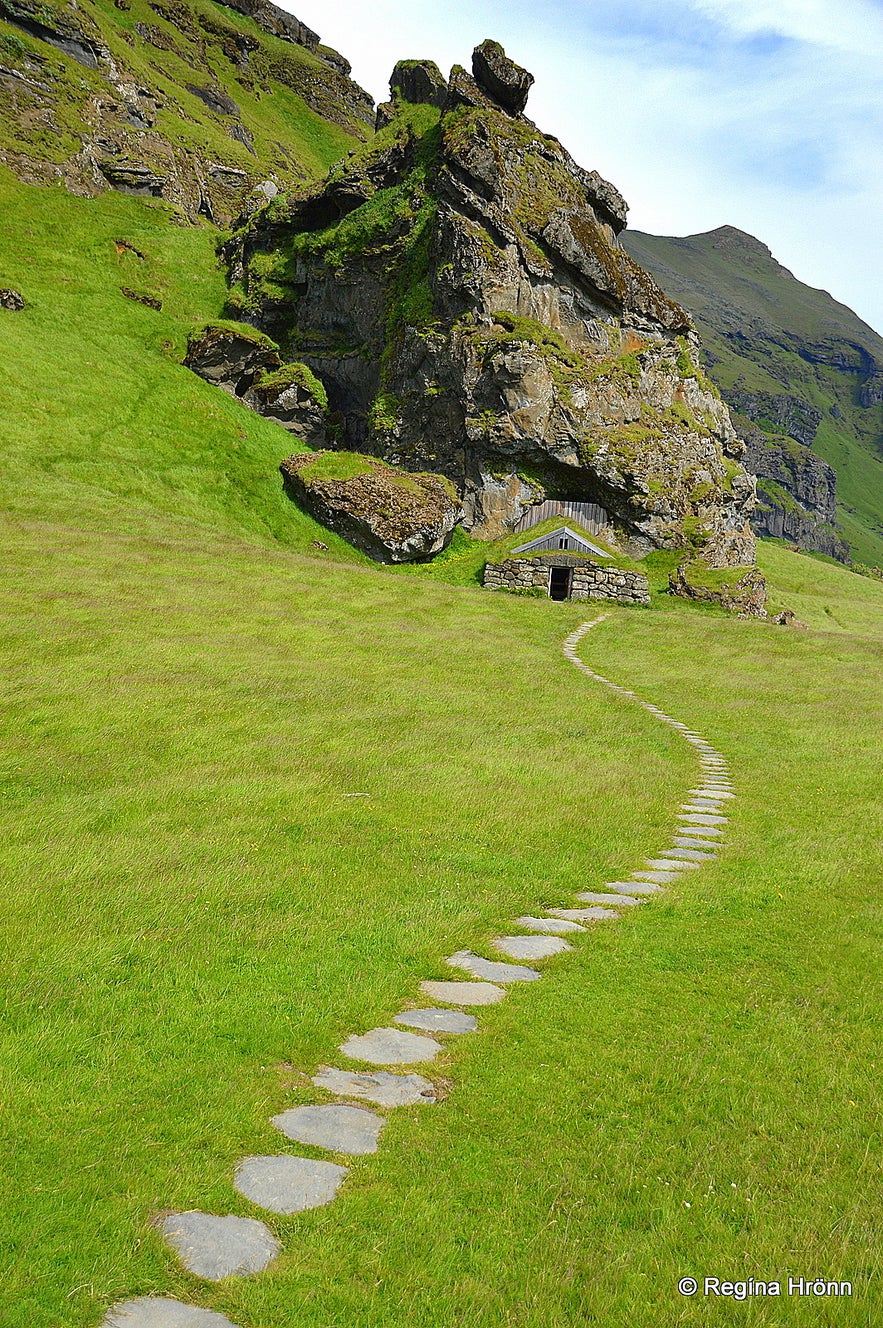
[737,416,849,560]
[225,44,757,564]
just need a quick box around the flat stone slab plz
[340,1027,442,1065]
[576,891,643,905]
[546,906,619,921]
[605,880,663,895]
[513,914,586,934]
[681,805,728,817]
[683,798,726,810]
[395,1008,477,1033]
[645,858,699,871]
[446,950,541,982]
[679,813,727,826]
[233,1154,347,1214]
[160,1212,279,1280]
[632,870,680,883]
[272,1103,385,1155]
[102,1298,242,1327]
[660,848,716,861]
[492,934,571,959]
[313,1065,437,1106]
[690,788,734,798]
[674,835,722,849]
[420,979,506,1005]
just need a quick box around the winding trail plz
[100,618,735,1328]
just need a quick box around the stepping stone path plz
[514,914,586,933]
[102,1299,242,1327]
[340,1027,443,1064]
[103,614,736,1326]
[547,905,619,921]
[312,1066,437,1106]
[272,1104,385,1154]
[395,1008,477,1033]
[420,979,505,1004]
[645,857,700,870]
[606,880,664,895]
[234,1155,348,1215]
[159,1213,279,1280]
[492,934,571,959]
[446,950,542,982]
[576,891,643,905]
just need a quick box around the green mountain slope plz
[622,226,883,565]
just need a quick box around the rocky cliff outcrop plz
[622,226,883,563]
[0,0,372,223]
[735,414,848,560]
[223,42,757,565]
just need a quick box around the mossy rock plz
[280,451,463,562]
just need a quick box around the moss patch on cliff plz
[253,360,329,410]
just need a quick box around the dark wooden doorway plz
[549,566,572,600]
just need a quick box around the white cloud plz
[689,0,883,56]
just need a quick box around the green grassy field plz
[2,171,882,1326]
[2,510,882,1327]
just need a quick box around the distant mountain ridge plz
[622,225,883,564]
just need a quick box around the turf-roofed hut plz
[483,526,651,603]
[220,38,759,575]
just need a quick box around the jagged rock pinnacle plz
[471,39,534,115]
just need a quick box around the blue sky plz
[287,0,883,334]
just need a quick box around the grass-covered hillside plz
[0,167,372,558]
[623,226,883,565]
[0,0,370,222]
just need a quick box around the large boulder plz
[184,322,280,395]
[471,39,534,114]
[185,323,328,443]
[390,59,447,108]
[280,452,462,562]
[669,561,767,617]
[245,364,329,445]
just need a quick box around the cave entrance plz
[549,566,572,600]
